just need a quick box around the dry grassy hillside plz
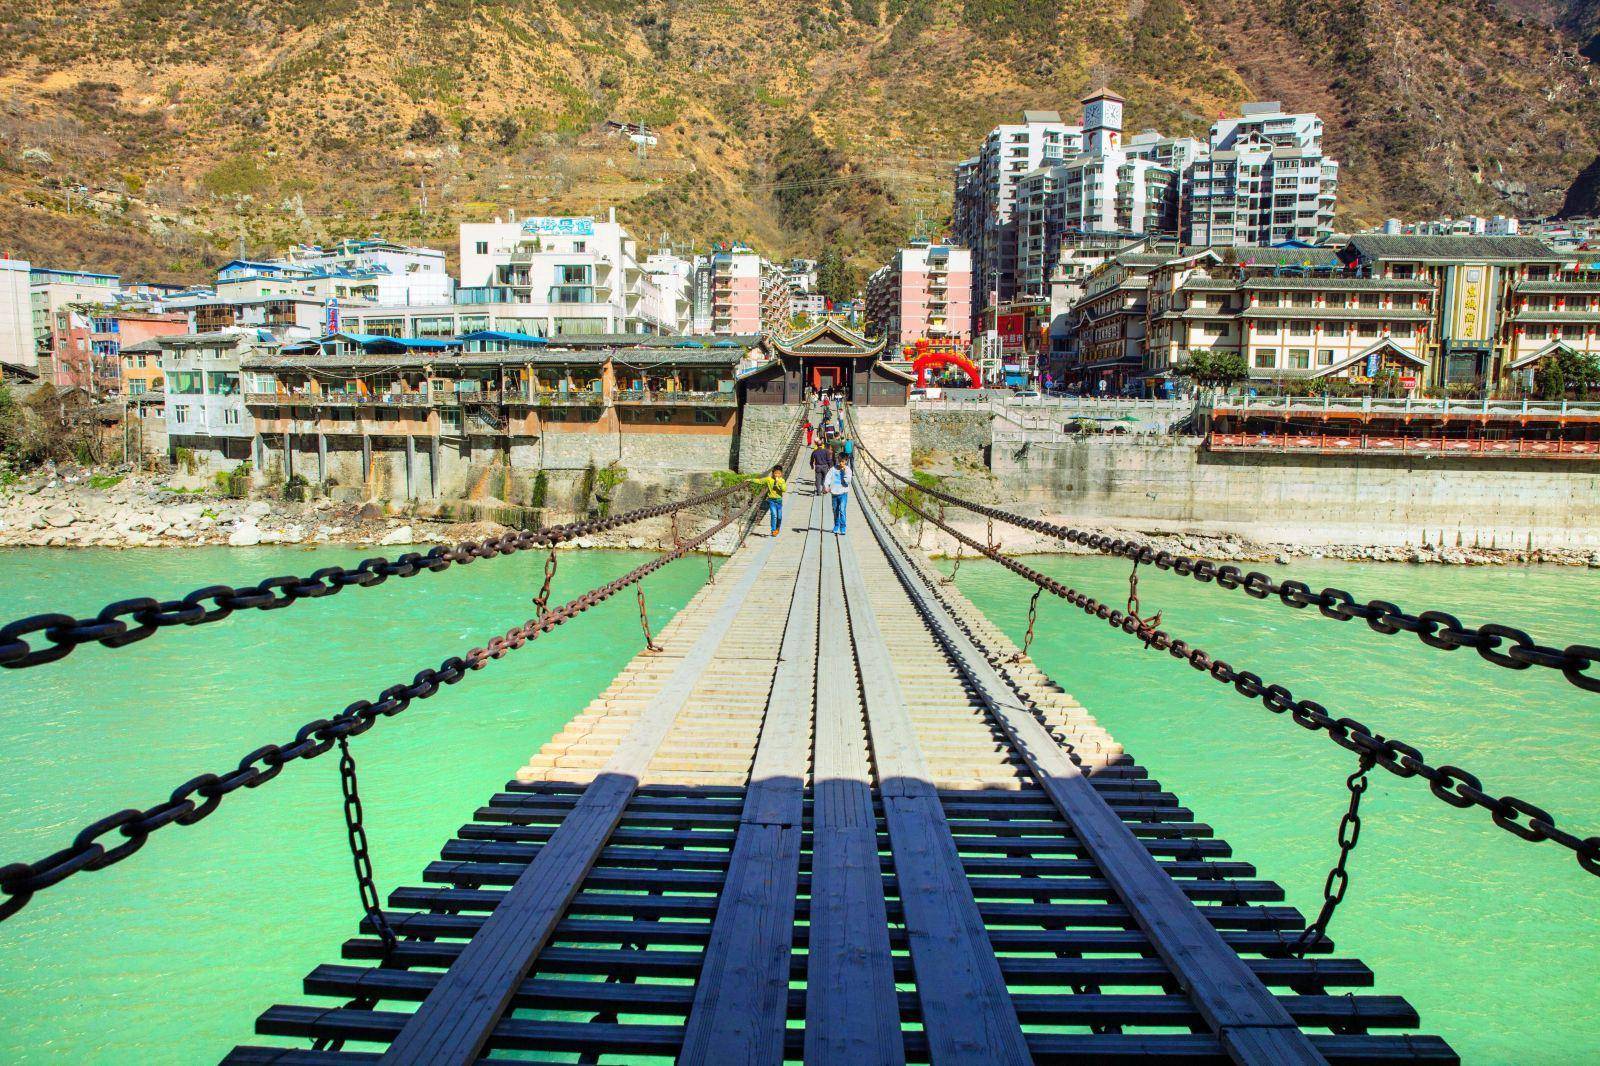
[1,0,1597,283]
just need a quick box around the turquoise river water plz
[0,545,1595,1062]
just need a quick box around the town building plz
[737,320,912,406]
[864,240,973,347]
[691,245,788,336]
[30,267,121,380]
[790,291,828,323]
[1186,102,1339,247]
[458,212,682,336]
[1376,215,1521,238]
[1014,91,1182,304]
[241,333,744,499]
[159,330,260,471]
[43,306,184,395]
[953,110,1084,317]
[1,258,35,379]
[1500,252,1600,390]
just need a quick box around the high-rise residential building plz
[458,211,682,337]
[0,258,34,378]
[952,110,1084,318]
[1014,91,1186,303]
[213,239,453,309]
[690,245,782,336]
[865,240,974,347]
[1186,102,1339,247]
[642,252,695,336]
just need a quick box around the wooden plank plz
[854,483,1325,1066]
[805,532,904,1066]
[680,492,822,1065]
[834,529,1032,1066]
[378,532,782,1066]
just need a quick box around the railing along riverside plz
[1207,431,1600,458]
[1217,394,1600,417]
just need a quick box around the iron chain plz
[858,438,1600,693]
[1292,753,1375,958]
[855,440,1600,881]
[336,737,396,954]
[0,482,756,672]
[0,506,746,925]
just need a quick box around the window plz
[1290,320,1313,336]
[1255,319,1279,335]
[1254,348,1277,369]
[207,371,239,396]
[1290,348,1311,369]
[1358,322,1380,338]
[168,370,204,395]
[458,315,490,333]
[559,264,592,285]
[474,241,488,255]
[414,316,454,338]
[1318,349,1336,366]
[223,408,241,426]
[554,317,606,336]
[365,318,403,337]
[173,405,189,424]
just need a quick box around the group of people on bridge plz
[760,405,854,538]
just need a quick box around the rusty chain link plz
[0,483,759,672]
[0,506,745,925]
[855,440,1600,881]
[1011,587,1043,663]
[636,585,662,653]
[532,550,558,619]
[1293,753,1376,959]
[847,415,1600,694]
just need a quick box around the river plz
[0,546,1596,1063]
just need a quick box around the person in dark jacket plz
[809,442,834,496]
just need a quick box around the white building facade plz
[0,258,34,375]
[458,213,682,336]
[159,330,259,471]
[1186,102,1339,247]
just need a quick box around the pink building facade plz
[865,243,973,347]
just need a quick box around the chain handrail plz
[846,410,1600,694]
[0,505,746,925]
[0,482,758,672]
[854,439,1600,881]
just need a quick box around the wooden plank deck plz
[228,464,1456,1066]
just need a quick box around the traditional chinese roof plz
[1311,337,1427,378]
[1509,310,1600,324]
[1513,281,1600,295]
[765,319,886,359]
[1343,235,1565,263]
[1242,277,1434,291]
[1242,306,1432,321]
[1509,339,1583,370]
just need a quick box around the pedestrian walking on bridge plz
[755,464,786,536]
[809,442,833,496]
[825,455,852,535]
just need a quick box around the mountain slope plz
[1,0,1597,283]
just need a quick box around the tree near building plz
[1175,349,1249,389]
[1535,348,1600,400]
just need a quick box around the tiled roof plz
[1242,277,1434,291]
[1510,310,1600,323]
[1514,281,1600,295]
[1344,234,1565,261]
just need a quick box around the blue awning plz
[457,330,549,347]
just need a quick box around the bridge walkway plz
[226,474,1455,1065]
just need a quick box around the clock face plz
[1096,100,1122,129]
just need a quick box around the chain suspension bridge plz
[1,406,1596,1064]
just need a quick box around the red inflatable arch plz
[911,350,981,387]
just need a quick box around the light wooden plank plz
[805,532,903,1066]
[378,532,782,1066]
[680,491,822,1065]
[835,528,1032,1066]
[853,479,1325,1066]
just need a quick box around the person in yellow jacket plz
[755,464,786,535]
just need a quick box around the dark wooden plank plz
[805,532,904,1066]
[855,485,1324,1066]
[835,528,1032,1066]
[377,535,782,1066]
[680,493,821,1065]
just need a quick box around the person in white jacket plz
[824,455,852,535]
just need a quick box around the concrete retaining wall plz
[912,408,992,458]
[735,404,805,472]
[990,435,1600,550]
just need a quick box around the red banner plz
[997,313,1025,353]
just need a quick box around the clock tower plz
[1082,88,1125,155]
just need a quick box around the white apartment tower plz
[1014,91,1182,302]
[952,110,1084,318]
[1187,102,1339,247]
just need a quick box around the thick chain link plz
[336,737,396,954]
[854,441,1600,881]
[636,585,662,653]
[532,550,558,618]
[852,425,1600,694]
[0,505,747,925]
[1293,753,1375,958]
[0,483,757,672]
